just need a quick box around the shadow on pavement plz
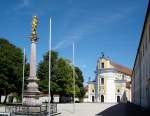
[96,103,150,116]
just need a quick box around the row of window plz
[132,25,150,103]
[143,26,150,56]
[100,76,129,85]
[142,55,150,78]
[133,53,150,80]
[134,23,150,76]
[141,27,150,57]
[99,95,121,102]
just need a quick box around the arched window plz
[101,95,104,102]
[92,90,94,93]
[101,78,104,85]
[117,89,120,93]
[101,62,104,68]
[117,96,120,102]
[92,96,94,102]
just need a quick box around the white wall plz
[106,78,116,102]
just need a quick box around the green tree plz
[37,50,85,103]
[56,58,74,102]
[38,51,79,102]
[75,67,85,102]
[38,51,60,102]
[0,38,23,103]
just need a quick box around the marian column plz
[23,16,41,106]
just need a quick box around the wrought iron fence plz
[5,103,57,116]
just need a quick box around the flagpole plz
[22,48,25,104]
[48,18,51,116]
[73,43,75,113]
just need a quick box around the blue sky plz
[0,0,148,84]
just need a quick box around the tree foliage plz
[0,38,85,104]
[37,51,85,102]
[75,67,85,101]
[0,38,23,103]
[38,51,59,94]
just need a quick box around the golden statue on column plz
[31,16,38,42]
[23,16,41,106]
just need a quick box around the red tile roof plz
[84,85,88,92]
[110,61,132,76]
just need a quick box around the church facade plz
[85,55,132,103]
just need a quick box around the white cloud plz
[52,16,101,50]
[52,3,138,50]
[53,39,68,50]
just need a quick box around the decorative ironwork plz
[5,103,58,116]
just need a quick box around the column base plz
[23,98,42,106]
[23,77,42,106]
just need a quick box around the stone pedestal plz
[23,39,41,106]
